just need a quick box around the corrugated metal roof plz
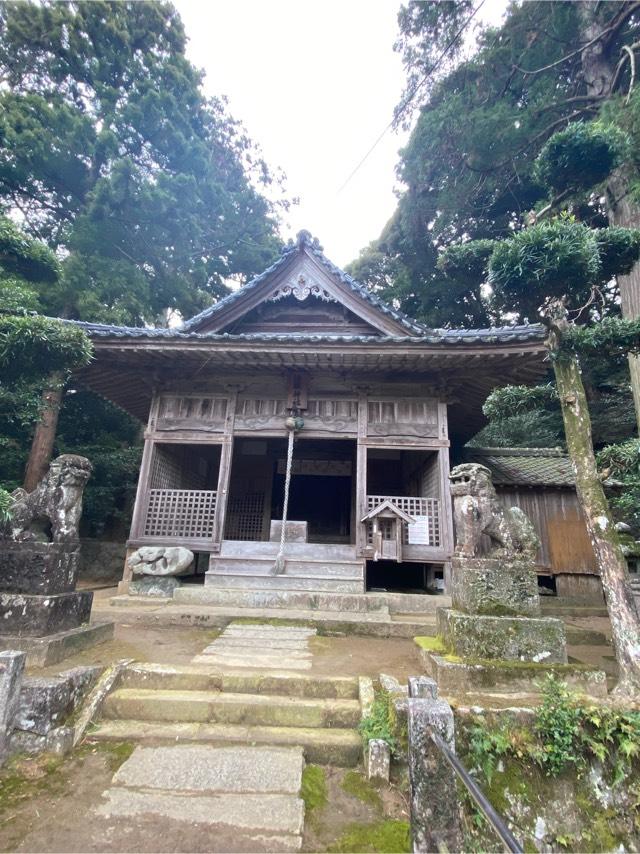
[466,447,575,488]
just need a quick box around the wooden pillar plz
[128,438,155,542]
[211,390,237,551]
[355,392,368,557]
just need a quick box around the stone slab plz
[192,654,312,671]
[0,621,114,668]
[451,556,540,617]
[437,607,567,664]
[269,521,308,543]
[129,576,181,598]
[422,652,608,698]
[91,719,362,766]
[97,788,304,835]
[203,638,310,652]
[0,542,80,595]
[114,744,304,794]
[0,590,93,637]
[0,650,25,764]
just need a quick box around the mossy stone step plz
[120,663,360,698]
[90,719,362,766]
[103,688,361,729]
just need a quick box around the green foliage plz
[0,488,12,522]
[465,676,640,784]
[597,439,640,534]
[535,122,630,195]
[358,690,400,756]
[482,384,558,421]
[436,239,496,287]
[0,1,284,324]
[488,219,601,319]
[0,315,92,381]
[356,1,640,327]
[0,216,59,283]
[561,316,640,359]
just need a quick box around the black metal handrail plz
[429,728,524,854]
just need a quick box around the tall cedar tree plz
[350,2,640,417]
[0,0,284,325]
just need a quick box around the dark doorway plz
[272,471,351,543]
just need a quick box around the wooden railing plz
[365,495,441,548]
[143,489,217,540]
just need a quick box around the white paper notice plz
[407,515,430,546]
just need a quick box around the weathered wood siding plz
[496,487,598,574]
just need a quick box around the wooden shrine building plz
[74,231,548,598]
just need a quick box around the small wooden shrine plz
[73,231,547,595]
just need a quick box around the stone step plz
[120,663,359,699]
[208,557,364,580]
[103,688,361,729]
[204,572,364,594]
[173,586,391,614]
[219,541,357,561]
[90,719,362,766]
[95,744,305,850]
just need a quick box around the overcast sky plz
[174,0,506,267]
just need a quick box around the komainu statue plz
[1,454,92,543]
[449,463,539,559]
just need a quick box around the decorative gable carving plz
[270,273,336,304]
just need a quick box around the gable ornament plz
[270,273,335,303]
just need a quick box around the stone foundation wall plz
[78,539,126,585]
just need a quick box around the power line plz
[337,0,487,194]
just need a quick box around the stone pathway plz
[96,743,305,852]
[192,622,316,670]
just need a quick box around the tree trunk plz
[544,300,640,696]
[579,0,640,429]
[23,372,64,493]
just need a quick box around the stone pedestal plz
[0,541,113,667]
[451,556,540,617]
[425,554,605,698]
[437,607,567,664]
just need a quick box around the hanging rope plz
[274,423,296,574]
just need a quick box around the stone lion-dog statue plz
[449,463,539,559]
[2,454,92,543]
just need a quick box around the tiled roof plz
[466,447,575,488]
[71,320,546,345]
[182,230,429,334]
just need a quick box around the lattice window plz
[150,446,183,489]
[365,495,441,548]
[367,400,438,426]
[144,489,217,539]
[225,492,266,541]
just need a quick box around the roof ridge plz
[469,447,566,458]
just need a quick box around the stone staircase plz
[90,663,363,766]
[205,541,366,595]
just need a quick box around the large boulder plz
[127,546,194,577]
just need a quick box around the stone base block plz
[0,542,80,595]
[0,590,93,637]
[129,576,181,597]
[437,607,567,663]
[422,651,607,699]
[0,621,114,668]
[451,556,540,617]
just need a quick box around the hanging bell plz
[285,415,304,432]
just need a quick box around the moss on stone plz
[78,740,135,772]
[327,819,411,853]
[0,754,66,816]
[413,636,446,653]
[341,770,383,811]
[301,764,328,826]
